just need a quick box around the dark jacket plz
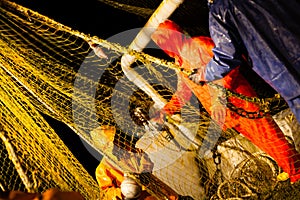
[205,0,300,101]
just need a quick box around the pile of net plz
[1,0,300,199]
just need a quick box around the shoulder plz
[209,0,235,13]
[208,0,240,25]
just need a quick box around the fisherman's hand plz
[150,109,183,127]
[188,68,206,85]
[210,100,226,127]
[209,84,227,128]
[149,108,166,125]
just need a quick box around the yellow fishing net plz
[1,0,300,199]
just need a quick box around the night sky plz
[10,0,147,38]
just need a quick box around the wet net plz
[1,0,300,199]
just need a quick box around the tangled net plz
[1,0,299,199]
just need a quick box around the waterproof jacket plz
[206,0,300,101]
[151,19,300,183]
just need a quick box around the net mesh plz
[1,0,300,199]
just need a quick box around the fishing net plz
[1,0,300,199]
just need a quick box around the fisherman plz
[151,19,300,183]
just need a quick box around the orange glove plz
[95,158,124,200]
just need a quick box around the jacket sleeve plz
[151,20,192,115]
[163,73,193,115]
[205,1,244,81]
[151,20,221,115]
[95,158,124,200]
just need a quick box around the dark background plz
[10,0,148,38]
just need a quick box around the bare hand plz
[188,68,206,85]
[210,101,226,127]
[149,109,166,125]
